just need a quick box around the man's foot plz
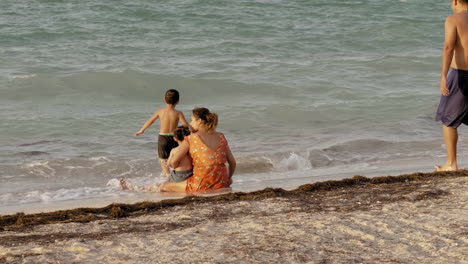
[434,163,458,172]
[119,178,129,189]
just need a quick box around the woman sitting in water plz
[120,126,193,191]
[160,107,236,192]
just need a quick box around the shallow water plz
[0,0,460,212]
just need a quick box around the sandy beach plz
[0,171,467,264]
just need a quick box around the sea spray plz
[276,152,312,172]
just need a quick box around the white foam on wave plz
[0,185,131,206]
[275,152,312,172]
[106,178,121,188]
[89,156,112,162]
[11,156,161,180]
[22,161,56,178]
[10,73,37,80]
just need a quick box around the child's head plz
[173,125,191,142]
[165,89,179,105]
[191,107,218,133]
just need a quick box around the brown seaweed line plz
[1,170,466,231]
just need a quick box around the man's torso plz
[452,12,468,70]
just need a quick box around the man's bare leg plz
[435,125,459,171]
[159,159,170,177]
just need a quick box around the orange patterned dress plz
[186,133,231,192]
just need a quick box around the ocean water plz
[0,0,459,213]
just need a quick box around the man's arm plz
[440,16,457,96]
[135,110,159,136]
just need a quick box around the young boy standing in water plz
[135,89,191,176]
[435,0,468,171]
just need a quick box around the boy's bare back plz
[134,103,189,137]
[168,145,192,171]
[157,107,186,134]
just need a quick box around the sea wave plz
[0,186,125,207]
[1,137,444,182]
[3,70,297,103]
[0,136,448,208]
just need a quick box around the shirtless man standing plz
[435,0,468,171]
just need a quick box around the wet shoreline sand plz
[1,171,467,263]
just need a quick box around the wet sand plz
[0,171,467,263]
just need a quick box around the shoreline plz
[0,156,448,216]
[1,170,466,230]
[1,170,467,263]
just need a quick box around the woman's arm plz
[168,140,189,168]
[226,145,236,179]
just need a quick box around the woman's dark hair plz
[173,125,191,141]
[192,107,218,132]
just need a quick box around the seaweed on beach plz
[0,170,466,231]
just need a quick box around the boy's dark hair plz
[165,89,179,105]
[174,126,191,141]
